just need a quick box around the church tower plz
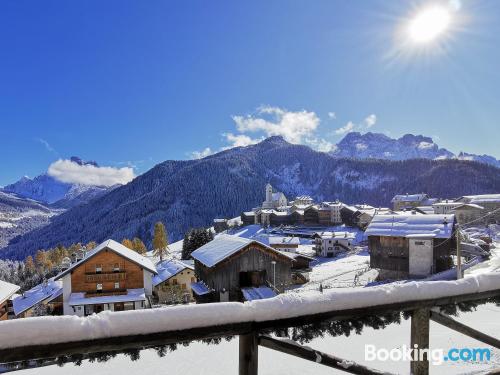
[265,183,273,203]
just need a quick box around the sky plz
[1,0,500,186]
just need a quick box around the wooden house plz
[152,260,196,304]
[0,280,20,320]
[241,211,256,226]
[366,214,456,280]
[54,239,157,316]
[303,206,319,225]
[454,194,500,224]
[191,235,293,302]
[269,211,291,226]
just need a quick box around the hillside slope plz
[2,136,500,260]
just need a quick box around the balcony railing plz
[85,289,128,298]
[85,272,127,283]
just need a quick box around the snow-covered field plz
[17,303,500,375]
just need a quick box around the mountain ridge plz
[2,137,499,260]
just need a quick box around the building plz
[324,201,343,225]
[268,236,300,252]
[432,200,462,214]
[451,204,485,225]
[191,235,293,302]
[454,194,500,224]
[153,260,196,304]
[0,280,20,320]
[213,219,229,233]
[292,195,314,206]
[391,193,437,211]
[366,214,456,280]
[241,211,256,226]
[262,183,288,209]
[313,232,355,257]
[54,239,157,316]
[12,278,63,318]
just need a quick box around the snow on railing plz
[1,273,500,350]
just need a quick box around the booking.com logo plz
[365,344,491,365]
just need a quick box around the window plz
[96,283,103,292]
[113,263,120,272]
[95,265,102,274]
[114,282,120,289]
[172,279,178,285]
[191,277,195,283]
[181,283,186,290]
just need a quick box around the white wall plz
[62,273,73,315]
[143,270,153,296]
[409,239,433,277]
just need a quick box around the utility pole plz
[456,227,462,280]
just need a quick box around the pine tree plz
[132,237,147,255]
[181,231,191,260]
[121,238,134,250]
[153,222,169,261]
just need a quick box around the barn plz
[366,214,456,280]
[190,235,293,302]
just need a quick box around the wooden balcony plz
[85,272,127,283]
[85,289,128,298]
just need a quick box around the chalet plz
[313,232,355,257]
[191,235,293,303]
[54,239,157,316]
[268,236,300,252]
[153,260,196,304]
[13,278,62,318]
[455,194,500,224]
[391,193,437,212]
[303,205,320,225]
[0,280,20,320]
[366,214,456,280]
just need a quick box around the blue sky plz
[1,0,499,186]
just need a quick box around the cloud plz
[190,148,214,159]
[231,105,320,144]
[305,138,336,153]
[48,159,135,186]
[36,138,58,154]
[334,114,377,135]
[364,114,377,128]
[223,133,262,148]
[328,112,336,119]
[335,122,355,135]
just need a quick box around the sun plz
[408,5,451,43]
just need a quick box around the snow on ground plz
[16,303,500,375]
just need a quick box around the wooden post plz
[456,229,462,279]
[239,332,258,375]
[411,308,430,375]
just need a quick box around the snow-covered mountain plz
[2,136,500,260]
[331,132,500,168]
[2,157,112,208]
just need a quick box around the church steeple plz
[265,183,273,203]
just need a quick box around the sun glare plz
[409,6,451,43]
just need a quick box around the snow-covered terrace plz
[1,273,500,355]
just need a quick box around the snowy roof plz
[55,239,157,280]
[460,194,500,204]
[0,280,20,305]
[241,287,277,301]
[391,194,428,203]
[191,235,291,268]
[68,288,146,306]
[13,278,62,316]
[451,203,485,211]
[272,192,285,201]
[279,251,314,261]
[432,201,462,207]
[295,195,313,201]
[153,260,193,287]
[268,236,300,245]
[314,231,355,239]
[191,281,212,296]
[242,211,256,216]
[365,214,455,239]
[213,218,227,223]
[415,206,435,214]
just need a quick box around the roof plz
[268,236,300,245]
[272,192,285,201]
[55,239,157,280]
[295,195,313,201]
[241,287,277,301]
[153,260,193,287]
[68,288,146,306]
[391,194,428,203]
[365,214,455,239]
[460,194,500,204]
[314,231,355,239]
[279,251,314,261]
[0,280,20,305]
[191,234,292,268]
[13,278,62,316]
[191,281,212,296]
[451,203,485,211]
[242,211,256,216]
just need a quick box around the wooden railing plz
[85,272,127,283]
[84,289,128,298]
[0,288,499,375]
